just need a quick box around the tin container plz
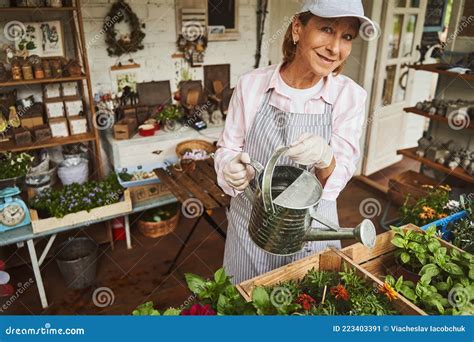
[245,147,376,255]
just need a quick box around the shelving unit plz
[397,148,474,184]
[409,63,474,81]
[404,107,474,130]
[401,61,473,184]
[0,0,103,176]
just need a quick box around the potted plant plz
[389,226,474,315]
[447,195,474,252]
[156,104,183,132]
[29,174,124,218]
[137,203,180,238]
[399,185,452,227]
[0,152,34,189]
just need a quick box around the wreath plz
[104,0,146,57]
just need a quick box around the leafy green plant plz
[448,195,474,252]
[251,266,397,316]
[399,185,451,226]
[132,302,180,316]
[30,174,124,218]
[157,105,182,122]
[0,152,34,180]
[389,227,474,315]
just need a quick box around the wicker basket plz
[175,139,216,159]
[138,211,180,238]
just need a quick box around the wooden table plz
[155,159,230,274]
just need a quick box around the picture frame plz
[43,83,62,99]
[208,26,225,35]
[110,66,139,93]
[61,82,79,97]
[15,20,65,58]
[49,118,69,138]
[45,101,65,119]
[68,117,88,135]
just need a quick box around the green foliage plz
[250,266,397,316]
[185,268,256,315]
[399,186,451,226]
[29,174,124,218]
[448,195,474,252]
[157,105,183,122]
[389,228,474,315]
[0,152,34,180]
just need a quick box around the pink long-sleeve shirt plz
[214,63,367,201]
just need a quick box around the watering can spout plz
[303,219,376,249]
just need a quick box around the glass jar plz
[12,63,22,81]
[34,64,45,79]
[50,59,63,78]
[42,60,52,78]
[22,62,34,80]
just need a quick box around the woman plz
[214,0,375,284]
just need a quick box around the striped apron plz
[223,88,341,285]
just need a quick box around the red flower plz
[330,284,350,301]
[180,303,216,316]
[296,294,316,311]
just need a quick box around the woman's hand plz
[286,133,334,168]
[223,152,256,191]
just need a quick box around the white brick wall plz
[81,0,270,94]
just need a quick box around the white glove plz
[223,152,255,191]
[286,133,334,168]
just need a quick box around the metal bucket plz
[55,237,98,289]
[245,147,376,255]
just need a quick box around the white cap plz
[299,0,376,34]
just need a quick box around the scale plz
[0,187,31,232]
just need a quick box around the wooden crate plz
[129,183,172,205]
[113,118,137,140]
[237,245,425,315]
[30,189,132,233]
[339,224,465,280]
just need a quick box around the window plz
[207,0,239,41]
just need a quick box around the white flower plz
[444,200,460,210]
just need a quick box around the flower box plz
[237,244,424,315]
[29,189,132,233]
[337,224,469,315]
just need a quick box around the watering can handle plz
[243,158,264,203]
[261,146,289,213]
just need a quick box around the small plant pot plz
[393,258,421,283]
[162,119,181,132]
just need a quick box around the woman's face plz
[293,16,359,76]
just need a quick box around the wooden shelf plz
[0,6,76,12]
[404,107,474,130]
[0,132,96,153]
[397,147,474,184]
[409,63,474,81]
[0,75,86,88]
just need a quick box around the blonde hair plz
[282,12,348,75]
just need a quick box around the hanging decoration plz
[255,0,269,68]
[104,0,146,57]
[176,33,207,67]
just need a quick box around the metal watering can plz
[244,147,376,255]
